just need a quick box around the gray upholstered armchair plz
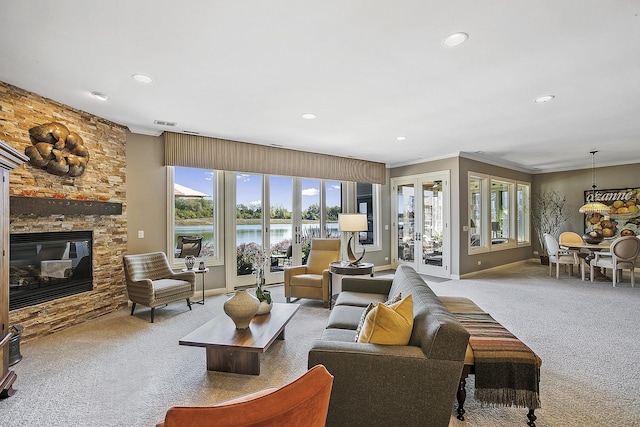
[122,252,196,322]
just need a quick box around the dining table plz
[560,241,611,280]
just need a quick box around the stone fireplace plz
[1,81,128,342]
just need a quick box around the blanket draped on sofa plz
[455,312,541,409]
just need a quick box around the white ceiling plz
[2,1,639,173]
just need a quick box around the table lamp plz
[338,213,368,266]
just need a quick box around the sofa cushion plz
[290,274,323,288]
[357,294,413,345]
[153,279,193,299]
[326,305,366,330]
[320,328,360,342]
[334,291,388,307]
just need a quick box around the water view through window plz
[173,167,341,275]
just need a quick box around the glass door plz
[227,174,341,290]
[234,173,264,287]
[267,176,293,276]
[392,171,450,277]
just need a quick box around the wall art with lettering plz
[583,187,640,239]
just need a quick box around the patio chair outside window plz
[176,236,203,258]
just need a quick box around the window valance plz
[163,132,386,184]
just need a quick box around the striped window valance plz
[163,132,386,184]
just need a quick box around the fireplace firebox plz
[9,231,93,311]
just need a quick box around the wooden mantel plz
[10,196,123,216]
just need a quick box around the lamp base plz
[347,235,366,266]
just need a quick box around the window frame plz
[468,171,531,254]
[353,182,382,252]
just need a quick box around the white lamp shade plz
[338,213,367,232]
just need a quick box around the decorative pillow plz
[356,294,413,345]
[354,293,402,342]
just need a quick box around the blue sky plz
[175,167,342,210]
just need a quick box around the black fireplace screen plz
[9,231,93,311]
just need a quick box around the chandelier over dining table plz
[579,150,610,214]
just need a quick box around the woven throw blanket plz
[455,312,541,409]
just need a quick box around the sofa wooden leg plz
[150,307,155,323]
[527,408,536,427]
[456,376,467,421]
[130,302,136,316]
[187,298,192,310]
[286,297,291,303]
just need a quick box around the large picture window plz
[168,166,223,266]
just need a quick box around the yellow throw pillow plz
[357,294,413,345]
[354,293,402,342]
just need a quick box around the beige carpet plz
[1,259,639,426]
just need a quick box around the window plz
[517,183,531,245]
[490,179,514,246]
[356,182,381,250]
[469,175,486,249]
[469,172,530,253]
[168,166,223,266]
[325,181,342,238]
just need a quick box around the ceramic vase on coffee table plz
[223,290,260,329]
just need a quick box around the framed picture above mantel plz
[583,187,640,239]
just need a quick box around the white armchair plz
[544,233,582,279]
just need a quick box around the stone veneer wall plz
[0,81,128,342]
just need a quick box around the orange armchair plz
[284,238,340,307]
[156,365,333,427]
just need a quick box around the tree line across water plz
[175,198,340,221]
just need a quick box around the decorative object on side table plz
[253,249,272,315]
[223,290,260,329]
[184,255,196,270]
[338,213,368,266]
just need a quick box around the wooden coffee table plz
[179,303,299,375]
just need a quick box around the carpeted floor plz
[1,259,639,426]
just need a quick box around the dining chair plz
[590,235,640,287]
[544,233,582,279]
[559,231,589,280]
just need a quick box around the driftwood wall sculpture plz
[25,122,90,176]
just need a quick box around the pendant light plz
[579,151,610,214]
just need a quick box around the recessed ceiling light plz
[90,91,108,101]
[534,95,555,103]
[396,136,407,141]
[443,32,469,47]
[302,113,316,120]
[132,74,153,84]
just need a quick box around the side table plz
[328,261,374,309]
[182,268,209,305]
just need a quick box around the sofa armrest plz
[341,277,392,295]
[308,340,464,427]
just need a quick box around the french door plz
[392,171,450,277]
